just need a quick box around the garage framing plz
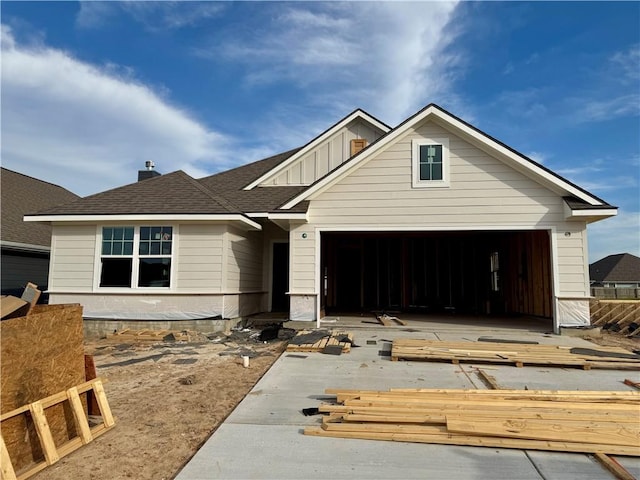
[314,225,559,332]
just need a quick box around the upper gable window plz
[412,138,450,188]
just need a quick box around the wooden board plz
[391,339,640,370]
[304,387,640,457]
[0,304,85,473]
[0,379,115,480]
[287,331,353,353]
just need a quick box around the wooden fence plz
[590,299,640,336]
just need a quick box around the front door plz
[271,243,289,312]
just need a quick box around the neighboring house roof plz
[590,253,640,283]
[1,168,79,251]
[279,104,616,214]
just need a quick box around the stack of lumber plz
[304,388,640,456]
[105,329,191,342]
[590,299,640,337]
[287,330,353,353]
[391,339,640,370]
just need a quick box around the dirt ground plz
[32,326,638,480]
[35,327,289,480]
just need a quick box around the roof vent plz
[350,138,367,156]
[138,161,161,182]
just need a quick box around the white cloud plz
[1,25,229,196]
[77,1,225,31]
[588,210,640,261]
[205,2,460,125]
[610,45,640,83]
[575,94,640,123]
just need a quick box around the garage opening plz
[320,230,552,319]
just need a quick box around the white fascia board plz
[563,203,617,220]
[267,212,308,222]
[24,214,262,231]
[280,105,605,210]
[0,240,50,254]
[243,110,391,191]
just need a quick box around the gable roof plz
[590,253,640,283]
[1,168,79,250]
[27,170,262,230]
[243,108,391,190]
[198,148,309,214]
[279,103,616,213]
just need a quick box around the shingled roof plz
[1,168,80,248]
[29,148,310,218]
[33,170,243,216]
[198,148,309,213]
[590,253,640,283]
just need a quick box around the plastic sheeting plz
[82,310,223,321]
[556,298,590,327]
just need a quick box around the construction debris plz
[391,339,640,370]
[304,388,640,456]
[287,330,354,353]
[376,313,407,326]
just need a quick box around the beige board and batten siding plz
[48,224,96,292]
[264,119,386,186]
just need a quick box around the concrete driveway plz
[176,317,640,480]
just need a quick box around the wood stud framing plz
[0,379,115,480]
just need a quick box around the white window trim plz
[93,224,177,292]
[412,137,450,188]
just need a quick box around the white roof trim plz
[24,214,262,230]
[243,109,390,190]
[267,212,308,222]
[563,203,617,220]
[280,105,606,210]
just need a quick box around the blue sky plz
[1,1,638,262]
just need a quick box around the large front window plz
[99,226,172,288]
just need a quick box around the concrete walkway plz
[176,318,640,480]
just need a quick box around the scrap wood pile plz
[286,329,354,354]
[304,388,640,456]
[391,339,640,370]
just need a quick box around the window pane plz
[100,258,132,287]
[102,241,111,255]
[113,227,124,240]
[150,241,161,255]
[138,258,170,287]
[420,163,431,181]
[140,227,150,240]
[124,227,134,240]
[151,227,162,240]
[162,242,172,255]
[432,163,443,180]
[123,241,134,255]
[103,228,113,241]
[112,241,123,255]
[139,242,149,255]
[162,227,173,239]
